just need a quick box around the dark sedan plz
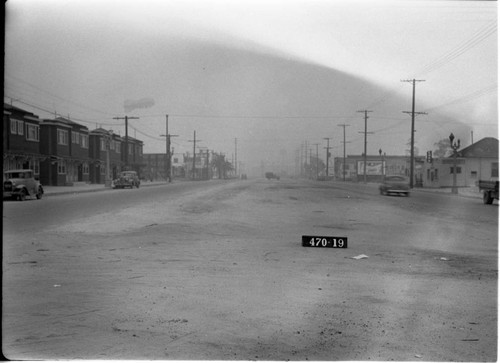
[379,175,410,197]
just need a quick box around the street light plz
[449,133,460,194]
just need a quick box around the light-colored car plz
[379,175,410,197]
[113,170,140,189]
[3,169,44,201]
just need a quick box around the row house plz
[89,128,123,184]
[3,104,42,175]
[39,117,91,186]
[3,104,145,186]
[122,136,145,177]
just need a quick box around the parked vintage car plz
[3,169,44,201]
[379,175,410,197]
[112,170,140,189]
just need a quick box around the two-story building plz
[122,136,144,177]
[39,117,90,186]
[3,104,43,176]
[89,128,123,184]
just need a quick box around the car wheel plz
[18,190,26,201]
[36,187,43,199]
[483,191,493,204]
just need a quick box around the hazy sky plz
[4,0,497,174]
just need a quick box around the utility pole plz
[402,79,426,188]
[188,131,201,180]
[309,148,313,179]
[104,130,113,187]
[338,124,351,182]
[160,115,178,182]
[324,138,332,180]
[357,110,373,183]
[305,140,308,178]
[113,115,139,169]
[313,143,320,180]
[234,138,238,178]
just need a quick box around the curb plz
[44,182,169,196]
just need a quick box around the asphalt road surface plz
[2,178,497,361]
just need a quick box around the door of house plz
[78,164,83,181]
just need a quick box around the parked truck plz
[478,180,498,205]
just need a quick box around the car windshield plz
[5,172,30,179]
[385,176,406,182]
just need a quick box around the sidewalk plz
[414,185,482,199]
[43,180,169,196]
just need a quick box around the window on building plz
[450,167,462,174]
[82,163,89,174]
[72,132,79,144]
[28,159,40,175]
[492,162,499,178]
[115,141,121,153]
[10,119,17,134]
[57,129,68,145]
[57,160,67,174]
[434,169,439,181]
[101,138,107,151]
[11,119,25,135]
[129,144,133,155]
[17,120,24,135]
[26,124,39,141]
[100,165,106,174]
[80,134,89,149]
[427,169,430,180]
[471,171,477,178]
[173,157,178,163]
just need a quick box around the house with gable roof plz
[423,137,498,188]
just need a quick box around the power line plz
[416,21,497,76]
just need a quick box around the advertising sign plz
[357,161,384,175]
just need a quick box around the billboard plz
[357,160,384,175]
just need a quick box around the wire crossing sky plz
[4,0,497,171]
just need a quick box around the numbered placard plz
[302,235,348,248]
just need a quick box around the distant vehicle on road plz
[479,180,498,204]
[379,175,410,197]
[265,172,280,180]
[113,171,140,189]
[3,169,44,201]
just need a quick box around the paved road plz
[3,178,497,360]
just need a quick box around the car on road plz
[265,172,280,180]
[3,169,44,201]
[112,170,140,189]
[379,175,410,197]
